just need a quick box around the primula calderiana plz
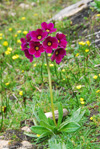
[21,17,26,20]
[19,91,23,96]
[23,31,28,35]
[96,90,100,93]
[9,28,12,31]
[80,98,84,102]
[3,41,8,46]
[78,41,85,46]
[85,49,89,52]
[90,117,93,120]
[17,30,21,33]
[12,54,19,60]
[5,82,10,86]
[76,85,82,89]
[86,40,90,46]
[75,53,79,57]
[93,75,98,79]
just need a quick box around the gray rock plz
[19,3,30,9]
[31,2,37,7]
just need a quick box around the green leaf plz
[59,122,80,133]
[48,118,55,126]
[57,103,63,127]
[24,132,37,138]
[30,125,51,135]
[38,108,48,123]
[40,120,55,131]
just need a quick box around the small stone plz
[31,2,37,7]
[18,141,33,149]
[0,140,9,149]
[21,126,31,132]
[19,3,30,9]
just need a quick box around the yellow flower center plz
[55,51,59,55]
[35,46,39,51]
[37,36,42,39]
[58,40,60,43]
[46,29,50,32]
[48,41,52,46]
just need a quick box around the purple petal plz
[60,40,67,48]
[30,31,36,38]
[46,47,52,53]
[29,48,36,55]
[56,55,62,64]
[41,22,47,30]
[35,51,41,58]
[36,29,43,35]
[48,23,54,29]
[29,55,33,62]
[43,39,48,48]
[51,54,56,61]
[52,42,58,49]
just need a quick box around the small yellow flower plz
[22,70,24,73]
[19,91,23,96]
[2,106,6,112]
[37,134,40,137]
[76,85,82,89]
[5,50,11,55]
[0,33,3,36]
[34,64,36,67]
[65,48,67,50]
[75,53,79,57]
[78,41,85,46]
[99,74,100,76]
[12,54,19,60]
[34,13,38,16]
[9,28,12,31]
[80,98,84,101]
[81,101,85,104]
[50,64,54,67]
[3,41,8,46]
[5,82,10,86]
[97,14,100,17]
[0,37,3,40]
[85,49,89,52]
[93,75,98,79]
[90,117,93,120]
[23,31,28,35]
[48,53,51,57]
[96,90,100,93]
[17,30,21,34]
[14,34,17,37]
[17,39,21,43]
[44,64,47,66]
[21,17,26,20]
[63,78,65,80]
[7,47,12,51]
[86,40,90,46]
[62,69,65,72]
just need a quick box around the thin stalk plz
[45,52,57,126]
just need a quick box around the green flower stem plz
[45,52,57,126]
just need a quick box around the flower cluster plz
[20,22,67,64]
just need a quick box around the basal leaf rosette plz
[20,22,67,64]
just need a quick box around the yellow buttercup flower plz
[34,13,38,16]
[19,91,23,96]
[9,28,12,31]
[5,82,10,86]
[78,41,85,46]
[99,74,100,76]
[90,117,93,120]
[80,101,85,105]
[76,85,82,90]
[62,69,65,72]
[23,31,28,35]
[86,40,90,46]
[0,37,3,40]
[48,53,51,57]
[85,49,89,52]
[0,33,3,36]
[12,54,19,60]
[37,134,40,137]
[97,14,100,17]
[63,78,65,80]
[34,64,37,67]
[96,90,100,93]
[3,41,8,46]
[75,53,79,57]
[17,39,21,43]
[7,47,12,51]
[93,75,98,79]
[5,50,11,55]
[22,70,24,73]
[14,34,17,37]
[44,64,47,66]
[50,64,54,67]
[80,98,84,101]
[21,17,26,20]
[17,30,21,33]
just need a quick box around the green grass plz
[0,0,100,148]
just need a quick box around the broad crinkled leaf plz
[57,103,63,127]
[38,108,48,123]
[30,126,52,135]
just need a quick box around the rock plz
[48,0,93,22]
[18,141,33,149]
[31,2,37,7]
[21,126,31,132]
[45,109,68,119]
[9,12,16,16]
[0,140,9,149]
[19,3,30,9]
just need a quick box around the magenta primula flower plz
[20,38,28,51]
[43,36,58,53]
[24,49,33,62]
[26,31,31,42]
[41,22,57,34]
[29,41,45,58]
[56,33,67,48]
[31,29,47,42]
[51,48,66,64]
